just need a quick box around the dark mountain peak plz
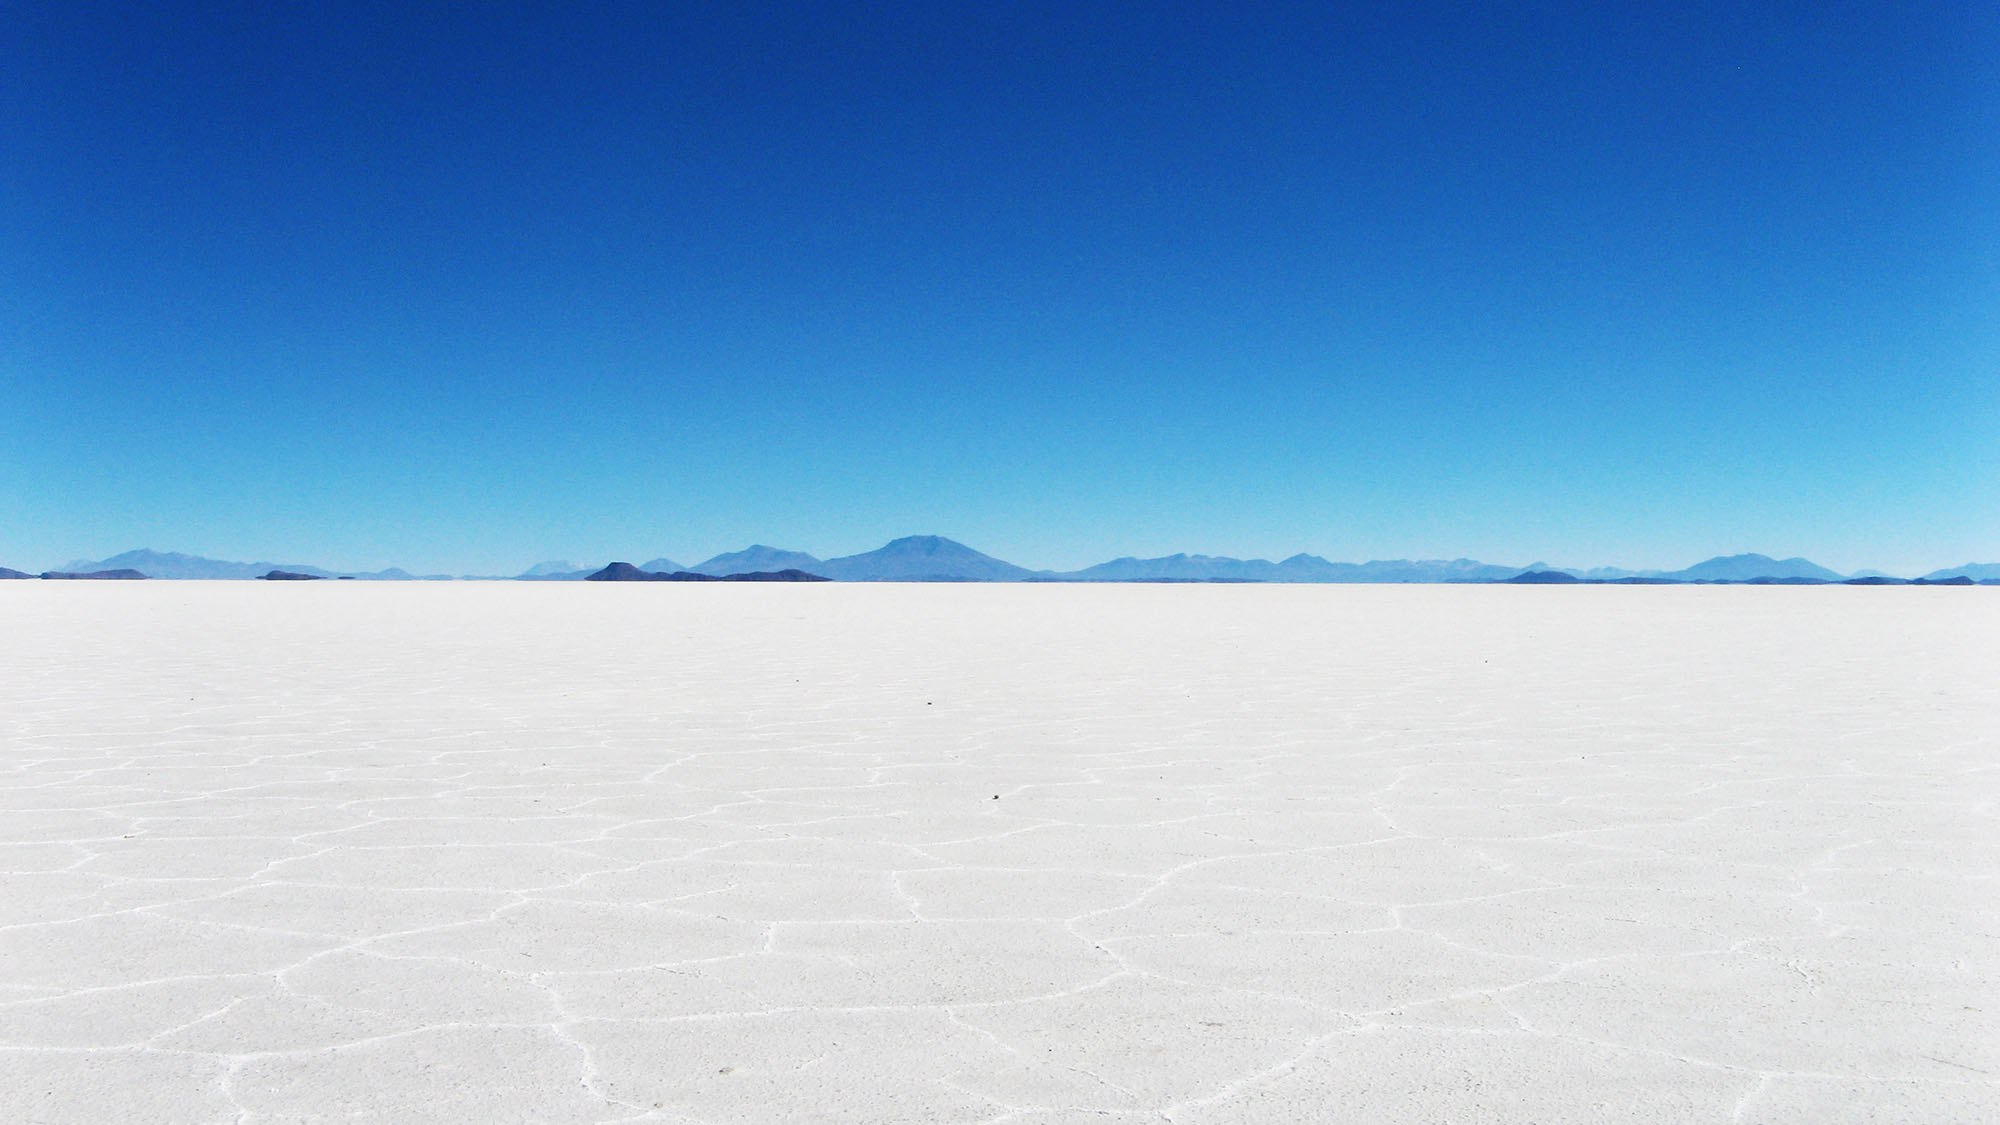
[583,562,828,583]
[720,569,831,582]
[586,562,668,582]
[1506,570,1582,584]
[0,567,34,579]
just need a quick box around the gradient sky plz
[6,2,1996,575]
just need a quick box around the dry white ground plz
[0,582,1994,1123]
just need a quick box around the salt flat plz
[0,583,1994,1123]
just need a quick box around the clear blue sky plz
[5,2,1995,574]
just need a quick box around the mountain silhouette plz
[692,545,824,576]
[815,536,1035,581]
[585,562,674,581]
[66,549,327,580]
[62,549,432,580]
[1661,554,1844,582]
[1921,562,2000,582]
[34,542,1967,584]
[585,562,827,582]
[1063,554,1286,581]
[1505,570,1582,584]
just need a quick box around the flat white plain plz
[1,583,1994,1123]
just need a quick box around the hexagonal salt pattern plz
[1,582,1993,1121]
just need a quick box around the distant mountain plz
[718,569,830,582]
[1572,566,1645,580]
[65,549,326,580]
[43,542,1974,585]
[692,545,824,576]
[584,562,828,582]
[1661,554,1844,583]
[61,549,428,580]
[516,561,597,580]
[43,569,147,579]
[1279,557,1531,583]
[1506,570,1582,584]
[586,562,675,581]
[0,567,31,579]
[259,570,326,581]
[1922,563,2000,582]
[1053,553,1536,583]
[1064,554,1286,582]
[1355,558,1532,582]
[816,536,1035,581]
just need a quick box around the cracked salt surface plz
[0,582,1994,1122]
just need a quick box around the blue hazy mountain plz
[1921,562,2000,582]
[64,549,330,580]
[637,557,688,574]
[516,560,601,580]
[691,545,824,576]
[1554,556,1850,582]
[1055,553,1539,582]
[1301,557,1537,583]
[63,549,438,580]
[1064,554,1286,581]
[1,567,34,579]
[1658,554,1845,582]
[815,536,1035,581]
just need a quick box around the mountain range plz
[56,549,446,581]
[25,544,1998,585]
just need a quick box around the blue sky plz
[5,2,1995,575]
